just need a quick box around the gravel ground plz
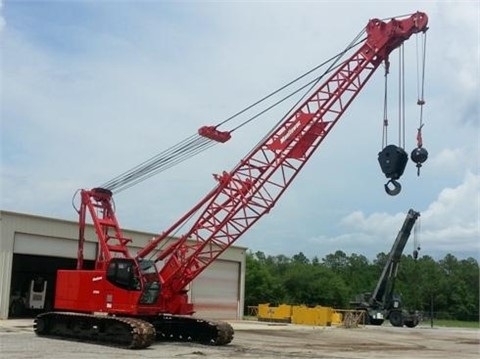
[1,319,479,358]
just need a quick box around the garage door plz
[14,233,97,260]
[190,260,240,320]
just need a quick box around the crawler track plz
[149,314,234,345]
[34,312,155,349]
[34,312,234,349]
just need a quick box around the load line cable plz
[101,32,366,194]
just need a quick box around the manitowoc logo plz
[92,276,103,282]
[279,121,301,144]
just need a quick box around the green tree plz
[396,254,423,309]
[415,255,449,317]
[244,249,479,321]
[458,257,480,321]
[344,253,376,298]
[438,254,479,320]
[322,250,348,274]
[244,252,284,310]
[282,263,348,307]
[292,252,309,265]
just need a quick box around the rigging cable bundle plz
[377,27,428,195]
[99,32,367,194]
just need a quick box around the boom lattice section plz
[156,12,428,298]
[160,46,386,293]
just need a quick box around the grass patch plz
[427,319,479,329]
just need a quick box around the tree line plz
[245,250,480,321]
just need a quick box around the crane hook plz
[384,179,402,196]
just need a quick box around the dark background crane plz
[350,209,422,327]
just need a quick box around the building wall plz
[0,210,246,320]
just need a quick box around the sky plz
[1,1,479,262]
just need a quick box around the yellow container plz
[331,311,343,325]
[257,303,292,323]
[291,305,334,326]
[291,305,311,325]
[317,306,333,326]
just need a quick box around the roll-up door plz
[13,233,97,260]
[190,260,240,320]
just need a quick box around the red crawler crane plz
[34,12,428,349]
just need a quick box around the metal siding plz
[13,233,96,260]
[0,251,13,319]
[191,260,240,320]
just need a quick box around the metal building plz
[0,210,246,320]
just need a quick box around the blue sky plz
[1,1,479,261]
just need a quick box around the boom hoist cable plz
[75,42,366,220]
[97,13,424,198]
[99,34,366,194]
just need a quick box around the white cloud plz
[340,211,406,234]
[0,1,5,32]
[422,171,479,231]
[1,2,479,261]
[429,147,477,175]
[327,172,480,259]
[437,1,479,93]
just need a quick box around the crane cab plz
[54,258,160,315]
